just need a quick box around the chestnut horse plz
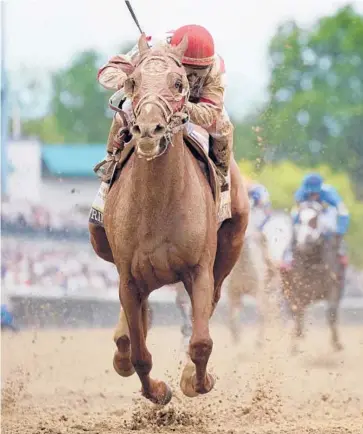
[227,206,279,346]
[90,34,248,405]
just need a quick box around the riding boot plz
[93,115,131,183]
[89,115,131,228]
[209,134,232,191]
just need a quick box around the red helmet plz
[170,25,215,67]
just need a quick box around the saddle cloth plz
[183,123,231,226]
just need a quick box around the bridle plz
[131,52,190,156]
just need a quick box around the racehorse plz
[91,34,248,405]
[227,205,279,346]
[280,201,343,352]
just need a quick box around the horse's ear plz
[138,33,150,55]
[172,34,188,60]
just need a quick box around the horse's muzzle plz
[132,122,166,140]
[135,137,166,160]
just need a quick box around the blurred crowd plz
[1,200,87,234]
[1,237,119,298]
[1,235,362,299]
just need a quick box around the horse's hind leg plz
[113,299,152,377]
[255,286,268,349]
[113,308,135,377]
[213,159,249,307]
[120,281,172,405]
[180,267,215,397]
[175,283,193,353]
[227,282,242,343]
[327,287,343,351]
[291,308,304,355]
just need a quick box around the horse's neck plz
[131,133,187,209]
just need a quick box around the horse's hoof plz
[180,362,199,397]
[197,372,216,395]
[159,383,172,405]
[113,350,135,377]
[290,345,299,356]
[333,342,344,352]
[143,381,172,406]
[180,362,215,397]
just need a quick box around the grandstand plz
[2,139,104,235]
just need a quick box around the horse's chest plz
[129,240,185,286]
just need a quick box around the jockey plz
[281,173,349,290]
[90,24,233,227]
[247,182,272,231]
[244,178,276,274]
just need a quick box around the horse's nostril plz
[153,124,165,135]
[132,125,141,135]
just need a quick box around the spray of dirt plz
[2,326,363,434]
[1,366,29,414]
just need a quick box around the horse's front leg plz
[180,266,215,397]
[227,282,242,343]
[327,284,344,351]
[291,307,304,355]
[255,284,269,349]
[120,280,172,405]
[113,300,152,377]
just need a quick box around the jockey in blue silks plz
[281,173,350,293]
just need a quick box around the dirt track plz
[2,324,363,433]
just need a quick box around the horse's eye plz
[175,80,183,93]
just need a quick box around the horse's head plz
[294,201,324,253]
[125,34,190,159]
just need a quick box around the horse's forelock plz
[136,44,182,68]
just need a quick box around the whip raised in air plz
[124,0,144,35]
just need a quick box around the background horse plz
[97,34,247,405]
[227,205,280,346]
[281,201,343,352]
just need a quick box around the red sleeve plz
[199,97,218,106]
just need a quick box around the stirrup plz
[93,158,109,177]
